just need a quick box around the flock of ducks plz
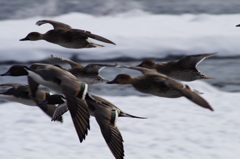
[0,20,217,159]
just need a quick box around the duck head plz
[138,60,155,69]
[107,74,132,84]
[20,32,42,41]
[1,65,29,76]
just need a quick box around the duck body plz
[51,55,116,84]
[20,20,116,49]
[1,63,91,142]
[107,65,213,111]
[43,29,102,48]
[138,53,215,81]
[131,74,184,98]
[0,83,35,106]
[0,83,63,122]
[154,61,210,81]
[45,93,146,159]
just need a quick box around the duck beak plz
[137,64,143,67]
[106,79,119,84]
[20,36,30,41]
[1,71,11,76]
[236,24,240,27]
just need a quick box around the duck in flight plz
[138,53,215,81]
[41,94,146,159]
[0,83,63,122]
[107,65,213,111]
[20,20,116,48]
[1,63,93,143]
[51,55,117,84]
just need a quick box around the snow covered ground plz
[0,11,240,62]
[0,81,240,159]
[0,11,240,159]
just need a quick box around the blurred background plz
[0,0,239,95]
[2,0,240,20]
[0,1,240,159]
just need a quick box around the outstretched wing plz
[36,20,72,31]
[117,65,160,75]
[176,53,216,68]
[51,55,84,69]
[87,98,124,159]
[72,29,116,45]
[163,79,213,111]
[84,63,118,73]
[64,92,90,143]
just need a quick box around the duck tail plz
[120,112,147,119]
[204,75,214,79]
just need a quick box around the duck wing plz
[84,63,118,73]
[71,29,116,45]
[86,98,124,159]
[27,77,40,98]
[63,92,90,143]
[163,79,213,111]
[52,103,69,121]
[38,104,63,122]
[51,55,84,68]
[117,65,162,76]
[176,53,216,68]
[36,20,72,30]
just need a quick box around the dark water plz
[1,0,240,20]
[0,57,239,102]
[0,0,239,102]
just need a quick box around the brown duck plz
[138,53,215,81]
[20,19,116,48]
[107,65,213,111]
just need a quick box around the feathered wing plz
[176,53,216,68]
[163,79,214,111]
[36,20,72,30]
[51,55,84,68]
[84,63,118,72]
[52,103,69,121]
[64,92,90,143]
[27,77,39,98]
[38,104,63,122]
[117,65,160,75]
[94,105,124,159]
[72,29,116,45]
[84,95,124,159]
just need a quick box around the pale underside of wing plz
[38,104,63,122]
[84,63,118,73]
[52,103,69,121]
[51,55,84,69]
